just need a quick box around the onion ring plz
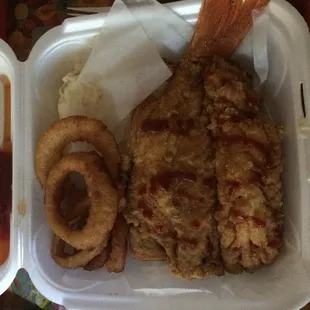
[35,116,121,187]
[51,199,105,269]
[70,197,110,271]
[65,196,115,271]
[106,215,129,273]
[65,196,116,271]
[45,152,118,250]
[51,235,105,269]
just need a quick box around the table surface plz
[2,0,310,309]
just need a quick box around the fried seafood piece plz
[129,226,166,261]
[125,59,224,280]
[203,56,283,273]
[125,0,272,279]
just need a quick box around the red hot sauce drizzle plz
[150,171,197,194]
[142,118,195,135]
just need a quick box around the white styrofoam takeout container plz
[0,0,310,308]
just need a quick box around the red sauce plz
[252,217,266,228]
[232,210,248,221]
[142,118,194,135]
[225,174,261,194]
[137,200,153,219]
[150,171,197,194]
[226,181,240,195]
[219,136,267,156]
[191,219,201,229]
[179,237,198,249]
[0,151,12,265]
[0,151,12,217]
[267,228,283,249]
[172,189,204,206]
[232,211,267,228]
[137,183,147,196]
[0,77,12,266]
[219,134,275,170]
[142,119,169,132]
[268,239,281,249]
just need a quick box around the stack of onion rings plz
[35,116,128,271]
[45,152,118,250]
[35,116,121,187]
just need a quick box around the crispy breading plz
[125,59,224,280]
[204,56,283,273]
[129,227,166,261]
[125,56,283,278]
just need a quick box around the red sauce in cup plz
[0,76,12,265]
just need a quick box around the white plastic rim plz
[0,0,310,309]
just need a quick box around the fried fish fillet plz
[125,56,283,278]
[129,227,166,261]
[204,57,283,273]
[125,0,277,280]
[125,58,224,279]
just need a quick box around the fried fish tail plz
[203,56,283,273]
[188,0,270,59]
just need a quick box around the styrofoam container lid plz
[0,41,23,295]
[1,0,310,309]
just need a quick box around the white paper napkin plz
[77,0,172,130]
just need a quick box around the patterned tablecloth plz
[3,0,310,309]
[10,269,65,309]
[8,0,114,61]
